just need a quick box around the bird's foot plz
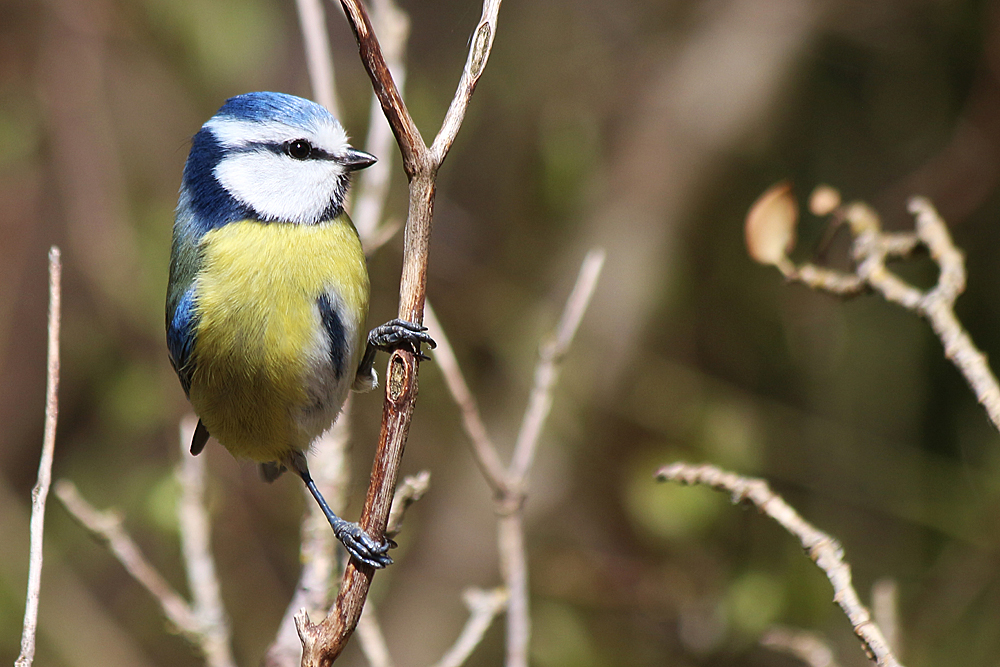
[330,517,397,569]
[368,319,437,360]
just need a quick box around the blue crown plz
[214,92,333,127]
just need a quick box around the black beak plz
[342,147,377,171]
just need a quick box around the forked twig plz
[295,0,505,663]
[754,189,1000,433]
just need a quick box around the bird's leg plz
[286,450,396,569]
[356,319,437,385]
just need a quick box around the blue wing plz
[167,287,199,395]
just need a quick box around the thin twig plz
[55,480,201,637]
[295,0,339,117]
[265,404,354,667]
[356,604,395,667]
[499,249,604,667]
[497,513,528,667]
[428,588,508,667]
[424,301,509,495]
[57,434,238,667]
[386,470,431,536]
[657,462,903,667]
[353,0,410,245]
[15,246,61,667]
[871,579,899,658]
[509,248,605,485]
[177,417,236,667]
[761,626,841,667]
[772,194,1000,433]
[429,0,502,163]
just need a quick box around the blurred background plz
[4,0,1000,665]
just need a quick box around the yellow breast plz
[188,217,369,462]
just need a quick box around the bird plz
[166,92,434,569]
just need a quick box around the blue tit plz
[166,92,434,568]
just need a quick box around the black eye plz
[286,139,312,160]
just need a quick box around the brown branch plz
[352,0,411,246]
[15,246,61,667]
[337,0,424,174]
[295,0,505,663]
[657,462,903,667]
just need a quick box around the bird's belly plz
[187,219,369,462]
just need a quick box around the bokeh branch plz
[56,423,237,667]
[428,249,605,667]
[746,185,1000,433]
[15,246,61,667]
[657,462,903,667]
[761,626,841,667]
[295,0,504,663]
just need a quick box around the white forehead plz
[205,115,350,153]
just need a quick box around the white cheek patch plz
[206,114,355,224]
[214,151,347,224]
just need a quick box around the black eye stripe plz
[237,141,337,160]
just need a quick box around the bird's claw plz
[333,520,396,569]
[368,318,437,360]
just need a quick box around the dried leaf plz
[745,181,798,266]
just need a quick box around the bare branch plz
[295,0,340,117]
[906,198,1000,430]
[429,588,508,667]
[872,579,900,658]
[177,418,236,667]
[499,250,605,667]
[296,0,508,661]
[356,604,395,667]
[429,0,502,163]
[429,250,604,667]
[761,626,841,667]
[386,470,430,536]
[772,194,1000,433]
[55,480,201,637]
[266,404,354,667]
[497,514,529,667]
[57,421,238,667]
[16,246,61,667]
[336,0,424,173]
[657,462,903,667]
[509,248,605,485]
[353,0,411,245]
[424,301,509,495]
